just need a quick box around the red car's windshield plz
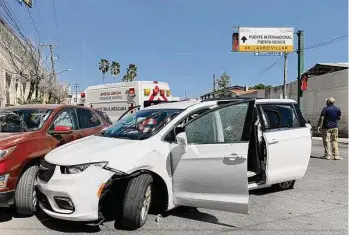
[0,109,52,132]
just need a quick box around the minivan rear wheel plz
[15,165,39,215]
[121,174,153,230]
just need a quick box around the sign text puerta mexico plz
[238,27,294,53]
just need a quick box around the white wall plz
[266,69,348,137]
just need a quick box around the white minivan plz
[36,98,312,230]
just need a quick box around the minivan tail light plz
[80,92,85,98]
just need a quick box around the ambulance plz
[79,81,172,122]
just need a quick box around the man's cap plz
[326,97,335,103]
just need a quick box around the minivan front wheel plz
[121,174,153,230]
[15,165,39,215]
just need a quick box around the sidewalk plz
[312,137,349,145]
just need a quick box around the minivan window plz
[261,104,300,129]
[102,109,182,140]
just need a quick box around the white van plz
[80,81,172,122]
[37,98,312,230]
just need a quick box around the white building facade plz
[0,17,43,107]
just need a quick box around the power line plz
[0,0,29,42]
[26,7,40,41]
[52,0,60,42]
[251,34,348,81]
[35,1,47,39]
[305,35,348,50]
[252,55,284,80]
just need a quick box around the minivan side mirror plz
[176,132,188,152]
[49,125,73,135]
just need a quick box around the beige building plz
[266,63,348,137]
[0,17,44,107]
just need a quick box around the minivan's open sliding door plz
[256,102,312,185]
[170,99,255,214]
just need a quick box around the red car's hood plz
[0,132,29,147]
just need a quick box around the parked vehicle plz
[0,104,111,215]
[79,81,172,122]
[37,98,312,229]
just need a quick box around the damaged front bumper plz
[37,165,116,222]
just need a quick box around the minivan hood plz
[45,135,147,167]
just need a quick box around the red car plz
[0,104,111,215]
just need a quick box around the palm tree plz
[110,61,120,83]
[122,64,137,82]
[98,59,110,80]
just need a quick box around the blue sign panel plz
[254,52,283,56]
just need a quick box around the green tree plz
[110,61,121,83]
[98,58,110,80]
[216,72,231,97]
[250,83,273,89]
[122,64,138,82]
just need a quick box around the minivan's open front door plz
[171,100,255,214]
[257,102,312,185]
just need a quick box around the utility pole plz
[213,73,216,98]
[283,53,288,99]
[41,43,59,81]
[49,45,56,80]
[297,30,304,109]
[41,43,59,102]
[73,83,80,103]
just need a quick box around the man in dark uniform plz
[317,97,342,160]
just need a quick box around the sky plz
[6,0,349,98]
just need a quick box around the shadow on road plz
[310,155,326,160]
[36,208,100,233]
[0,207,33,223]
[160,206,236,228]
[250,186,293,196]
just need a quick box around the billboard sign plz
[238,27,294,53]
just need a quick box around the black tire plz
[274,180,296,190]
[15,165,39,215]
[121,174,153,230]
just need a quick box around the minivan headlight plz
[61,162,108,174]
[0,146,16,160]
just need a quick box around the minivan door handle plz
[223,154,246,165]
[268,139,279,145]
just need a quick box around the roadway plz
[0,140,347,235]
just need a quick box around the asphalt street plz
[0,140,347,235]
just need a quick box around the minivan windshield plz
[101,108,182,140]
[0,109,52,132]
